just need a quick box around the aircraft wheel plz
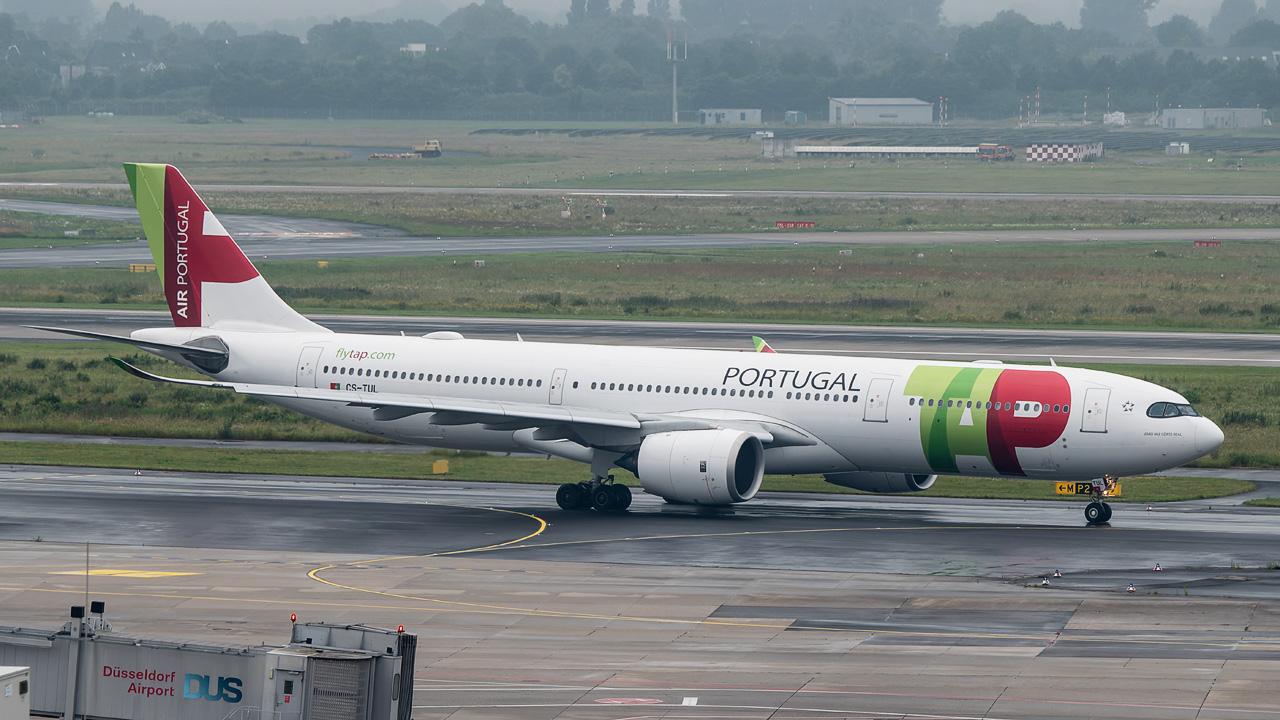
[611,484,632,511]
[1100,502,1113,523]
[591,486,617,512]
[1084,502,1105,525]
[556,483,585,511]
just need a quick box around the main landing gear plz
[556,476,632,513]
[1084,475,1118,525]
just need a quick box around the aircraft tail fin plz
[124,163,325,333]
[752,336,777,353]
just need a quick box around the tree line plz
[2,0,1280,121]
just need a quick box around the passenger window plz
[768,391,774,398]
[572,381,578,389]
[537,380,542,387]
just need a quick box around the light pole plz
[667,28,687,125]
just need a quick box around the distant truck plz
[977,143,1016,161]
[369,140,444,160]
[413,140,443,157]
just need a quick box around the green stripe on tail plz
[123,163,169,290]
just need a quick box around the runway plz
[7,306,1280,366]
[1,465,1278,719]
[2,198,1278,269]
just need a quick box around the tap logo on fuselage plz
[905,366,1071,475]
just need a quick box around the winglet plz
[752,336,777,353]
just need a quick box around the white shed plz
[0,667,29,720]
[699,109,761,125]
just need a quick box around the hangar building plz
[1160,108,1265,129]
[828,98,933,125]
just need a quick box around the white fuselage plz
[135,326,1223,482]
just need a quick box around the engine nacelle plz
[823,471,937,494]
[637,429,764,505]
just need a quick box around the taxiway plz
[1,465,1278,720]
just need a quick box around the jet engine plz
[636,429,764,505]
[823,471,937,494]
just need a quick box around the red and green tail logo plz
[124,163,259,327]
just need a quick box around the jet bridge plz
[0,606,414,720]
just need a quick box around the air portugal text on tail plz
[30,164,1224,527]
[123,163,319,332]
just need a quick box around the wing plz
[110,357,816,453]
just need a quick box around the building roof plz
[829,98,931,106]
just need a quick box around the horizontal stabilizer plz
[28,326,228,359]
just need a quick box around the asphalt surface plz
[1,464,1275,590]
[2,466,1278,720]
[8,306,1280,366]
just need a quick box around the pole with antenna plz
[667,28,687,125]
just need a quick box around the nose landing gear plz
[1085,500,1112,524]
[1085,475,1118,525]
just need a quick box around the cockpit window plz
[1147,402,1200,418]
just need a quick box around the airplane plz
[33,164,1225,525]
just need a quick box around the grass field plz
[12,185,1280,240]
[0,209,139,248]
[0,342,1277,469]
[4,241,1280,332]
[4,117,1280,197]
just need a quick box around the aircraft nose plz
[1195,418,1225,454]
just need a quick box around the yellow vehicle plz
[412,140,443,158]
[977,143,1015,161]
[368,140,443,160]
